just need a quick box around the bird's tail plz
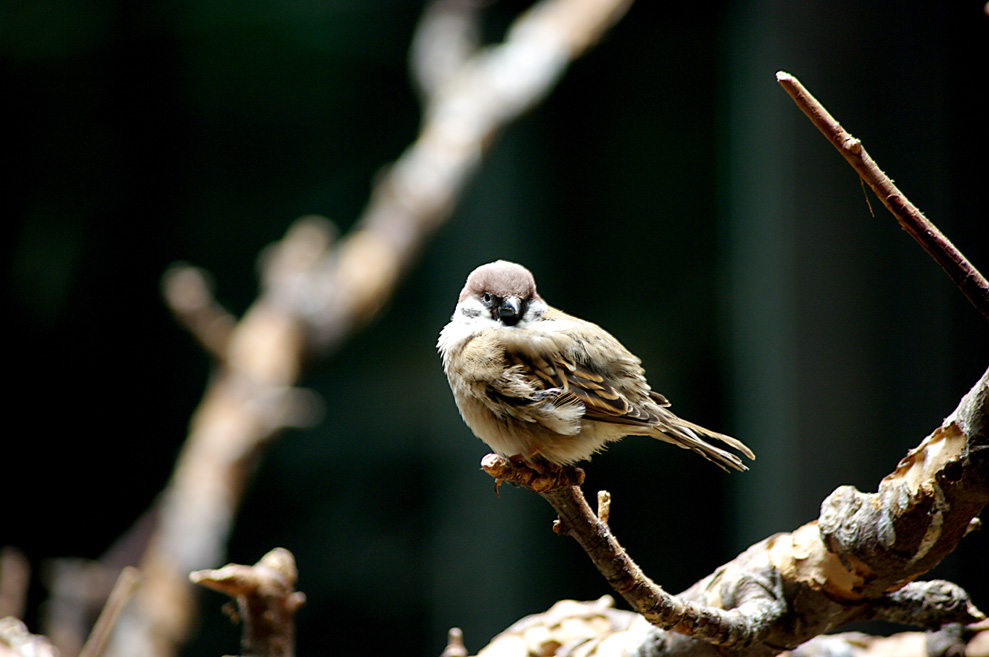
[654,409,755,472]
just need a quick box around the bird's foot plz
[482,454,584,492]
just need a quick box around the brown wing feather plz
[497,321,754,469]
[507,352,659,427]
[483,358,585,435]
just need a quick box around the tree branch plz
[484,366,987,656]
[191,548,304,657]
[775,71,989,323]
[101,3,635,656]
[482,456,783,650]
[479,77,987,654]
[77,567,140,657]
[0,618,58,657]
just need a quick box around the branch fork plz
[191,548,305,657]
[481,454,782,650]
[481,364,987,655]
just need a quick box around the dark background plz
[4,1,987,656]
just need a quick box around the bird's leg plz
[510,452,565,477]
[511,454,581,490]
[508,452,546,474]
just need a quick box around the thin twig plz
[480,455,780,649]
[596,490,611,526]
[0,547,30,619]
[482,366,988,655]
[776,71,989,323]
[78,567,141,657]
[161,265,236,360]
[439,627,468,657]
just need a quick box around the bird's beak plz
[498,296,523,326]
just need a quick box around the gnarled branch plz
[484,366,986,656]
[100,3,635,657]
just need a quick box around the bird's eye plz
[481,292,493,304]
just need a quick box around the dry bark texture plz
[480,366,987,656]
[0,618,58,657]
[190,548,305,657]
[475,603,989,657]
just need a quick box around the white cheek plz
[438,301,498,352]
[455,299,489,321]
[523,300,548,323]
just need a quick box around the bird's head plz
[458,260,545,327]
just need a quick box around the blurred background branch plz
[4,2,986,657]
[87,1,633,656]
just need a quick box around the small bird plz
[437,260,755,471]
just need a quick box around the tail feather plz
[655,411,755,472]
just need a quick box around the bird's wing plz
[495,320,755,470]
[502,349,661,428]
[485,357,586,435]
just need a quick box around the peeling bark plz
[191,548,305,657]
[482,367,987,656]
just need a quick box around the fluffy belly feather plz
[455,392,619,465]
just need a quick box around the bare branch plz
[775,71,989,323]
[871,580,983,629]
[0,618,58,657]
[191,548,305,657]
[103,3,635,656]
[78,567,140,657]
[0,548,29,620]
[441,627,469,657]
[410,0,485,100]
[161,264,236,360]
[298,0,636,351]
[483,367,988,656]
[42,559,121,657]
[483,456,784,650]
[478,596,640,657]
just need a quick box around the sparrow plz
[437,260,755,471]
